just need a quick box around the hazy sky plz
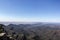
[0,0,60,22]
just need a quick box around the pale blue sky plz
[0,0,60,22]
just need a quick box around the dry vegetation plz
[0,23,60,40]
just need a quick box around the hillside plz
[0,23,60,40]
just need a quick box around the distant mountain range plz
[0,22,42,25]
[0,22,60,25]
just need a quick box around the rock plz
[0,33,6,37]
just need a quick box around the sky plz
[0,0,60,22]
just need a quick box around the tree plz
[22,34,27,40]
[0,24,5,33]
[33,35,40,40]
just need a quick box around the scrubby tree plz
[0,24,5,33]
[22,34,27,40]
[33,35,40,40]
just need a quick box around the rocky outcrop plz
[0,24,14,40]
